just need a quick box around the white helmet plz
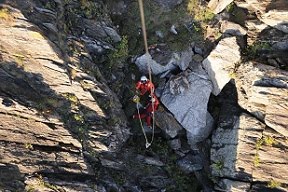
[140,76,148,82]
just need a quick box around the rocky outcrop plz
[202,37,241,96]
[235,0,288,46]
[210,59,288,191]
[161,68,214,147]
[235,0,288,33]
[235,62,288,137]
[211,112,288,191]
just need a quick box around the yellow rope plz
[137,0,155,148]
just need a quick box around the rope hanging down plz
[137,0,155,148]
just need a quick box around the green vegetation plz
[254,153,260,167]
[187,0,214,22]
[212,160,224,171]
[62,93,79,105]
[254,136,276,167]
[256,137,264,150]
[226,3,235,13]
[80,0,97,19]
[264,136,276,146]
[26,175,60,192]
[228,72,237,79]
[108,35,129,65]
[24,143,33,150]
[268,179,281,188]
[149,139,200,192]
[245,41,271,59]
[0,8,12,21]
[73,113,84,123]
[13,53,26,68]
[117,0,201,54]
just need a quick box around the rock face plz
[235,62,288,137]
[161,69,214,146]
[0,3,129,191]
[202,37,241,96]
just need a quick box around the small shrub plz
[24,143,33,150]
[245,41,271,58]
[212,160,224,171]
[111,36,129,60]
[13,53,25,68]
[107,35,129,69]
[226,3,235,13]
[228,72,236,79]
[256,137,264,150]
[0,8,12,21]
[254,153,260,167]
[73,113,84,123]
[187,0,214,22]
[268,179,281,188]
[264,136,275,146]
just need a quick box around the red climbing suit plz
[135,79,155,96]
[133,94,159,127]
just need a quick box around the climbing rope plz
[137,0,155,148]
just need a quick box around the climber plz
[135,75,155,96]
[133,93,159,128]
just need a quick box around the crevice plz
[32,143,81,154]
[34,57,64,66]
[35,171,97,183]
[219,175,252,182]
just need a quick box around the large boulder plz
[235,62,288,137]
[135,47,194,76]
[161,69,214,146]
[202,37,241,96]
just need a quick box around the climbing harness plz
[137,0,156,148]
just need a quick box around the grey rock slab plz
[272,40,288,50]
[84,20,121,43]
[216,179,251,192]
[161,70,213,144]
[100,158,125,170]
[154,109,183,138]
[261,11,288,33]
[202,37,241,96]
[220,20,247,36]
[168,139,181,150]
[208,0,234,14]
[136,155,164,167]
[177,153,203,173]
